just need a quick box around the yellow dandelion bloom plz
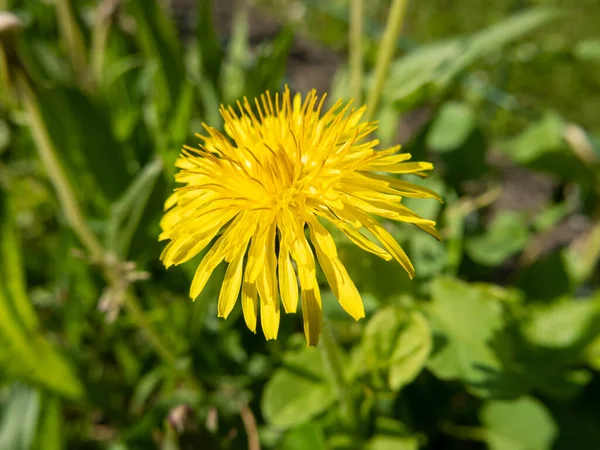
[160,87,440,346]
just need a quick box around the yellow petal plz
[301,285,322,346]
[241,271,258,333]
[278,245,298,313]
[260,297,280,340]
[339,205,415,278]
[217,245,247,319]
[189,215,245,299]
[307,216,364,320]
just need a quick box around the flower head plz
[160,87,440,345]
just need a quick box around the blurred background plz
[1,0,600,449]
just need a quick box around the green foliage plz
[1,0,600,449]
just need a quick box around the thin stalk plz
[91,0,121,84]
[17,71,202,393]
[365,0,409,121]
[349,0,364,103]
[320,320,357,431]
[55,0,90,89]
[17,73,104,260]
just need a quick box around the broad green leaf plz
[261,348,335,428]
[365,436,419,450]
[280,423,327,450]
[363,308,432,391]
[426,102,475,152]
[426,278,516,397]
[523,296,600,349]
[574,38,600,61]
[516,251,571,301]
[465,212,530,267]
[481,397,557,450]
[501,113,565,164]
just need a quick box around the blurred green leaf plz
[466,212,530,267]
[0,385,39,450]
[127,0,184,119]
[426,278,519,397]
[364,435,419,450]
[106,157,163,258]
[196,0,224,84]
[574,38,600,61]
[280,423,327,450]
[517,252,571,300]
[0,189,83,400]
[426,101,475,152]
[383,8,558,107]
[0,120,9,154]
[481,396,557,450]
[523,296,600,350]
[262,348,335,428]
[362,308,432,391]
[32,397,63,450]
[38,87,131,206]
[501,113,565,164]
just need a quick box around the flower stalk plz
[320,320,358,431]
[365,0,409,120]
[15,67,198,390]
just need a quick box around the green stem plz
[55,0,91,89]
[365,0,409,121]
[349,0,364,104]
[91,0,121,84]
[320,320,357,430]
[17,71,202,392]
[17,74,104,260]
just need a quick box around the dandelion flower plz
[160,87,440,346]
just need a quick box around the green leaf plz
[0,190,37,331]
[383,8,558,107]
[426,102,475,152]
[501,113,565,164]
[0,384,40,450]
[465,212,530,267]
[127,0,184,119]
[481,396,557,450]
[280,423,327,450]
[516,251,571,301]
[365,436,419,450]
[574,38,600,61]
[426,278,517,397]
[38,87,131,206]
[196,0,224,84]
[33,397,63,450]
[0,119,9,154]
[0,190,84,400]
[261,348,336,428]
[363,308,432,391]
[106,157,163,258]
[523,297,600,349]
